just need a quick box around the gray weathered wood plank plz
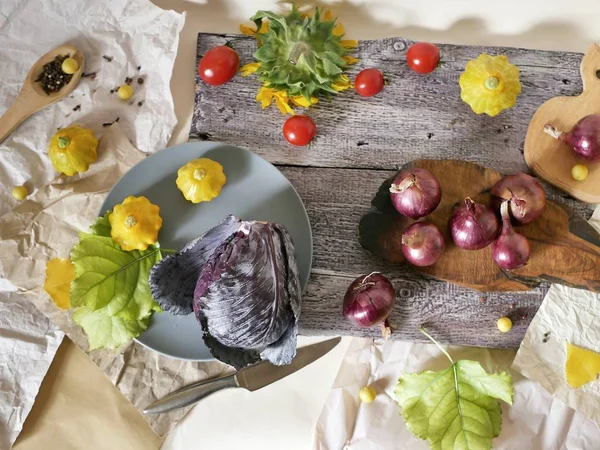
[191,33,592,348]
[191,35,584,175]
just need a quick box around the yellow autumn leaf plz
[44,258,75,309]
[565,342,600,388]
[240,62,261,77]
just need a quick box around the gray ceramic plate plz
[101,142,312,361]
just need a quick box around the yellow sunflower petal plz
[44,257,75,310]
[256,87,275,109]
[332,74,352,92]
[239,23,257,36]
[290,95,318,107]
[342,55,359,65]
[240,62,261,77]
[322,10,334,21]
[274,95,295,115]
[333,22,345,36]
[340,40,358,49]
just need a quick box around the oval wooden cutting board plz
[359,159,600,293]
[524,43,600,204]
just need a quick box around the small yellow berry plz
[571,164,588,181]
[117,85,134,100]
[359,386,376,403]
[61,57,79,75]
[497,317,512,333]
[12,185,28,201]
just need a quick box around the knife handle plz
[144,374,239,414]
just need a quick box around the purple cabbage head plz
[149,215,301,369]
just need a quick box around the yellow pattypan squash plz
[109,196,163,251]
[48,125,99,176]
[459,54,521,117]
[176,158,226,203]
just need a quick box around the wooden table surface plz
[191,33,594,349]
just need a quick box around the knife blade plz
[143,336,341,414]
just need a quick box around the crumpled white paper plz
[0,0,185,446]
[315,337,600,449]
[0,289,64,450]
[513,206,600,429]
[0,0,184,217]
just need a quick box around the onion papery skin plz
[492,201,531,270]
[490,173,546,225]
[342,273,395,329]
[401,222,446,267]
[389,168,442,220]
[449,197,500,250]
[544,115,600,163]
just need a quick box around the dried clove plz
[137,77,144,85]
[102,55,114,62]
[125,77,133,85]
[72,104,81,112]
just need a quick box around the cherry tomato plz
[406,42,440,74]
[283,115,317,146]
[198,46,239,86]
[354,68,384,97]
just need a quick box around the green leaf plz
[395,358,513,450]
[89,212,111,237]
[73,306,150,350]
[70,233,162,320]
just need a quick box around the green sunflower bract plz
[250,6,353,101]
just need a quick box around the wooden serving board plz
[525,43,600,204]
[360,159,600,292]
[191,33,596,349]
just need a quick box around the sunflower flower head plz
[240,5,358,114]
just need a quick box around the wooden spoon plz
[0,44,85,144]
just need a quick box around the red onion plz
[544,115,600,163]
[449,197,499,250]
[492,201,531,270]
[490,173,546,224]
[342,272,395,339]
[389,168,442,219]
[401,222,446,267]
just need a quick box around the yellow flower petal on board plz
[331,74,353,92]
[565,342,600,388]
[340,40,358,49]
[342,55,359,65]
[44,258,75,310]
[290,95,318,107]
[240,62,261,77]
[274,95,295,115]
[256,87,274,109]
